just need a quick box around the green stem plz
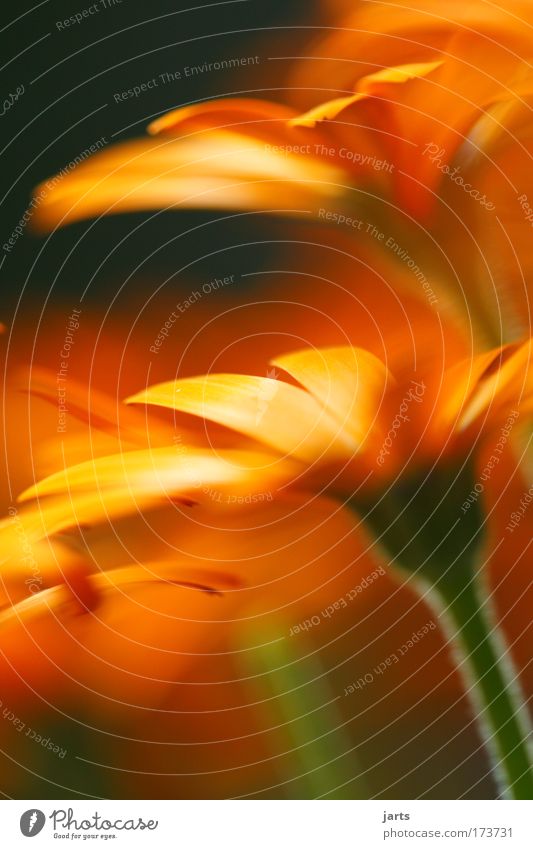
[351,463,533,799]
[245,626,366,799]
[436,570,532,798]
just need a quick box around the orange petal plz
[22,365,170,446]
[0,564,244,713]
[32,133,343,231]
[271,346,393,448]
[0,561,243,626]
[288,92,368,128]
[459,340,533,430]
[126,374,357,462]
[289,61,443,128]
[2,448,294,544]
[436,341,533,434]
[148,97,297,136]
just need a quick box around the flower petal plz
[436,341,533,433]
[126,374,357,462]
[148,97,297,136]
[1,448,294,546]
[0,564,244,713]
[0,561,244,624]
[33,133,343,231]
[271,346,393,447]
[289,61,443,128]
[459,340,533,430]
[23,365,171,445]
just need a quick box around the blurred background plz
[1,0,312,308]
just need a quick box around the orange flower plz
[3,0,533,798]
[4,324,532,795]
[30,1,533,345]
[33,0,533,221]
[10,334,531,532]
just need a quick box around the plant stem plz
[350,463,533,798]
[245,625,366,799]
[433,566,533,798]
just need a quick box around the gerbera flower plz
[3,0,533,800]
[31,0,533,340]
[5,327,532,797]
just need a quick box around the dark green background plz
[1,0,315,316]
